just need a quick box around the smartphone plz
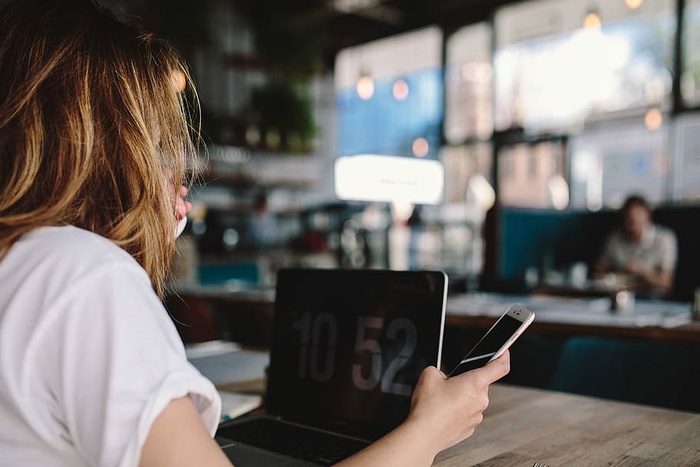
[449,304,535,377]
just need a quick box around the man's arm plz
[628,264,674,295]
[625,229,678,296]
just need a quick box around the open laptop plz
[215,267,448,466]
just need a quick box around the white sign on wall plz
[335,154,444,204]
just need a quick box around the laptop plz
[215,267,448,466]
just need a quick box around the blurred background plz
[94,0,699,303]
[9,0,699,412]
[3,0,696,299]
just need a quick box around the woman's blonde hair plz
[0,0,200,296]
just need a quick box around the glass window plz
[494,0,675,134]
[570,119,668,210]
[682,0,700,106]
[670,112,700,203]
[444,23,493,143]
[334,27,443,159]
[497,139,568,209]
[437,144,495,279]
[440,144,494,206]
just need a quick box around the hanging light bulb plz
[412,138,429,157]
[644,108,663,130]
[357,74,374,100]
[583,10,602,30]
[393,79,409,101]
[466,173,495,211]
[625,0,643,9]
[547,174,570,210]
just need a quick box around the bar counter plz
[446,292,700,343]
[167,285,700,346]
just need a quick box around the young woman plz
[0,1,510,466]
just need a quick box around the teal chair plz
[197,261,262,287]
[549,337,700,413]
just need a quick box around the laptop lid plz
[266,268,448,442]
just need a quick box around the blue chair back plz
[550,337,700,412]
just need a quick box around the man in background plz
[593,195,678,298]
[244,191,279,250]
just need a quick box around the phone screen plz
[449,313,525,376]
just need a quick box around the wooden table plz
[435,384,700,466]
[169,287,700,345]
[189,343,700,466]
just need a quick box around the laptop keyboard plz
[217,418,369,465]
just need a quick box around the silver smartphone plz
[449,304,535,377]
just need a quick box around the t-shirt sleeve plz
[43,262,221,467]
[659,230,678,271]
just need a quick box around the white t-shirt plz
[0,226,221,467]
[600,224,678,273]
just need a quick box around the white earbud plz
[174,216,187,239]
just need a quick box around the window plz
[498,139,568,209]
[334,27,443,159]
[438,144,495,278]
[671,112,700,202]
[444,23,493,143]
[570,120,668,209]
[440,144,493,205]
[494,0,675,134]
[682,0,700,106]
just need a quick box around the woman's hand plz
[406,351,511,454]
[335,352,510,467]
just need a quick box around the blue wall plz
[336,67,443,159]
[498,209,593,280]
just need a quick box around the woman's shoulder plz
[7,225,144,283]
[26,225,133,258]
[0,226,158,340]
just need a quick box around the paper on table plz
[185,340,242,359]
[218,390,262,422]
[448,293,692,328]
[188,348,269,386]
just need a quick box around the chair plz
[501,334,567,389]
[197,260,264,288]
[549,336,700,413]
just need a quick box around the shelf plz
[220,52,321,79]
[200,171,315,191]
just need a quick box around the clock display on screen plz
[267,268,447,441]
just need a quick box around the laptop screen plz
[267,268,447,441]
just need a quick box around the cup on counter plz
[602,273,618,290]
[611,289,635,314]
[524,266,539,289]
[569,262,588,288]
